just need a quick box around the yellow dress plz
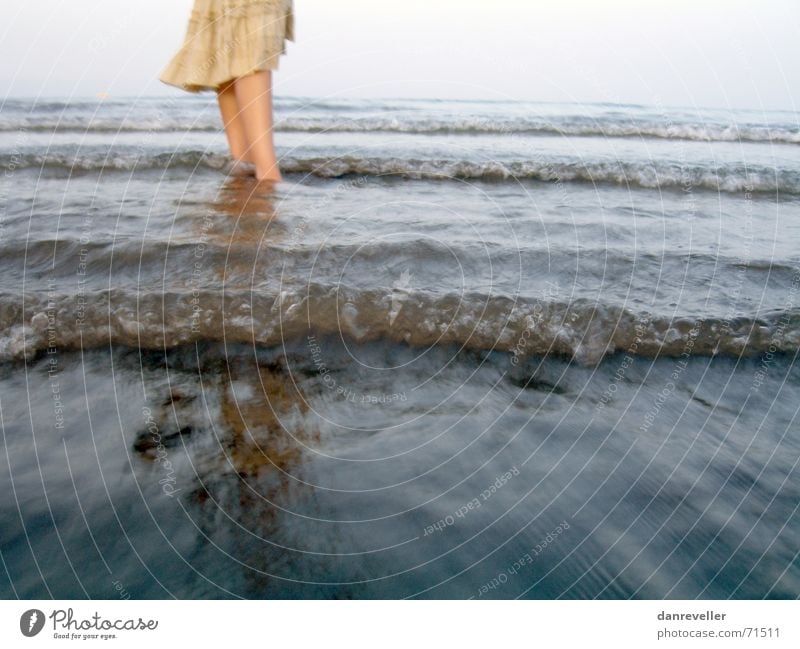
[159,0,294,92]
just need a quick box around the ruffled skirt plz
[159,0,294,92]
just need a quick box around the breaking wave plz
[4,151,797,194]
[3,116,799,144]
[2,287,797,365]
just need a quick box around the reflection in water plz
[196,358,315,596]
[136,177,318,594]
[134,351,318,595]
[186,174,291,290]
[212,176,280,217]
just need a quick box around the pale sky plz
[1,0,798,110]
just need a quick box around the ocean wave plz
[279,156,797,194]
[0,118,220,133]
[1,287,797,365]
[3,116,799,144]
[276,118,800,145]
[5,238,798,286]
[3,151,797,194]
[0,151,231,173]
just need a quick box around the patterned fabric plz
[159,0,294,92]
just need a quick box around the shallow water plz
[0,96,798,598]
[1,343,798,598]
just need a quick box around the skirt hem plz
[158,0,293,94]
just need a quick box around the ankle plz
[255,165,282,182]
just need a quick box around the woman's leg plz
[233,70,282,182]
[216,79,251,162]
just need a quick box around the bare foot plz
[255,166,283,183]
